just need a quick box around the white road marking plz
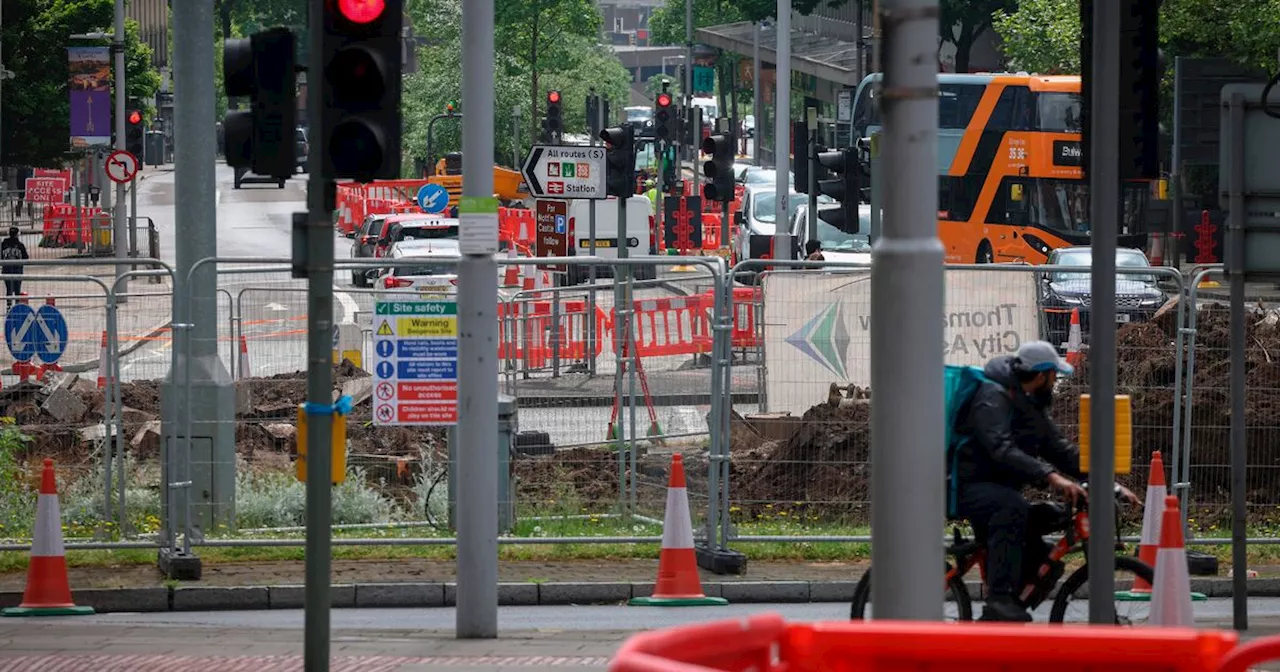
[333,287,359,324]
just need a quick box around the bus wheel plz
[976,241,994,264]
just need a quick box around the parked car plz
[1038,246,1166,348]
[733,185,832,274]
[350,213,457,286]
[374,239,462,290]
[790,202,872,265]
[374,217,460,258]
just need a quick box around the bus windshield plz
[1029,179,1090,234]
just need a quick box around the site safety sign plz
[372,295,459,426]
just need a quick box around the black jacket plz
[952,355,1082,490]
[1,236,27,275]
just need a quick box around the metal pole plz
[1169,57,1183,270]
[870,0,943,621]
[130,182,138,270]
[773,0,791,260]
[1086,0,1119,625]
[303,0,333,665]
[1227,91,1248,632]
[588,101,601,377]
[692,109,701,188]
[753,23,762,166]
[685,0,694,106]
[457,0,499,639]
[614,196,630,515]
[807,107,817,244]
[113,0,128,298]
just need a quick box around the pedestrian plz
[13,165,32,220]
[2,226,29,307]
[805,240,825,261]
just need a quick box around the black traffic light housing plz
[702,130,735,202]
[654,92,674,142]
[125,105,145,161]
[546,90,563,143]
[1081,0,1160,180]
[320,0,403,181]
[601,122,636,198]
[816,148,860,233]
[586,90,602,138]
[223,27,297,179]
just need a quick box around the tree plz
[1,0,162,168]
[990,0,1079,74]
[648,0,854,47]
[495,0,602,145]
[941,0,1016,73]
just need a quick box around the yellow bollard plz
[1077,394,1132,475]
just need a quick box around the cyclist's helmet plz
[1012,340,1074,376]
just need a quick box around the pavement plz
[4,603,1280,671]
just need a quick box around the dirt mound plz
[514,447,622,510]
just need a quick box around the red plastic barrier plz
[557,300,607,361]
[610,613,1247,672]
[498,299,552,369]
[40,205,105,247]
[730,286,761,349]
[701,213,722,252]
[499,208,536,248]
[630,295,712,358]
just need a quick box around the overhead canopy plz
[695,21,862,88]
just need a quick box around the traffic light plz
[586,90,601,138]
[222,27,297,178]
[702,130,735,202]
[654,92,673,142]
[793,120,810,194]
[600,123,636,198]
[125,106,145,161]
[546,90,563,143]
[1081,0,1160,179]
[320,0,403,181]
[816,148,860,233]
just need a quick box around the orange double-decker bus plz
[853,73,1150,264]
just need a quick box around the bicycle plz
[850,483,1154,623]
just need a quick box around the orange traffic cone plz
[95,330,110,390]
[502,247,520,287]
[1129,451,1168,594]
[629,454,727,607]
[1065,307,1083,368]
[3,459,94,617]
[1149,495,1194,626]
[237,334,251,380]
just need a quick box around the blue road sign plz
[376,340,394,358]
[376,361,395,379]
[417,183,449,214]
[554,214,566,234]
[33,304,68,365]
[4,304,35,362]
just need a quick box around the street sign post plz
[373,294,460,426]
[521,145,607,199]
[535,199,569,272]
[104,149,139,183]
[417,183,449,214]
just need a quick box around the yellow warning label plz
[376,320,394,336]
[398,316,457,337]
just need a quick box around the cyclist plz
[952,340,1139,622]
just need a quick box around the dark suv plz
[1038,246,1167,348]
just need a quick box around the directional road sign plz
[4,303,68,364]
[5,304,36,362]
[521,145,607,200]
[417,183,449,214]
[373,294,460,426]
[105,149,139,184]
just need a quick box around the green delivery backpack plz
[944,364,992,518]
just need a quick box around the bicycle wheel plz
[850,566,974,621]
[1048,555,1155,624]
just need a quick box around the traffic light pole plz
[113,0,128,299]
[304,1,334,666]
[807,107,817,246]
[457,0,500,639]
[772,0,791,260]
[869,0,944,621]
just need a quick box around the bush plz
[0,418,33,536]
[235,467,398,530]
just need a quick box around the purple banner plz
[68,47,112,148]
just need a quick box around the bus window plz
[1036,92,1083,133]
[988,176,1030,225]
[938,84,984,129]
[939,175,980,222]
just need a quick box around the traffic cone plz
[629,454,728,607]
[95,330,110,389]
[3,459,94,617]
[1065,308,1083,367]
[237,334,251,380]
[1129,451,1168,595]
[502,247,520,287]
[1149,495,1194,627]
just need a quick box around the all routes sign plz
[521,145,607,200]
[372,295,459,426]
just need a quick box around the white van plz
[564,195,656,285]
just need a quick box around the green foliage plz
[941,0,1017,73]
[0,419,34,535]
[234,467,397,529]
[991,0,1080,74]
[648,0,855,46]
[0,0,162,167]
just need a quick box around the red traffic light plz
[656,93,672,108]
[337,0,386,24]
[547,90,561,104]
[127,110,142,125]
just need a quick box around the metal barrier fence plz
[2,255,1279,557]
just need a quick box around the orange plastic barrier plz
[499,208,536,248]
[609,613,1254,672]
[730,286,760,349]
[630,295,712,358]
[334,183,362,235]
[39,205,106,248]
[557,300,607,361]
[701,213,722,252]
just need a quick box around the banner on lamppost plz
[68,46,112,148]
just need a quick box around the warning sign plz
[398,316,457,337]
[376,320,394,336]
